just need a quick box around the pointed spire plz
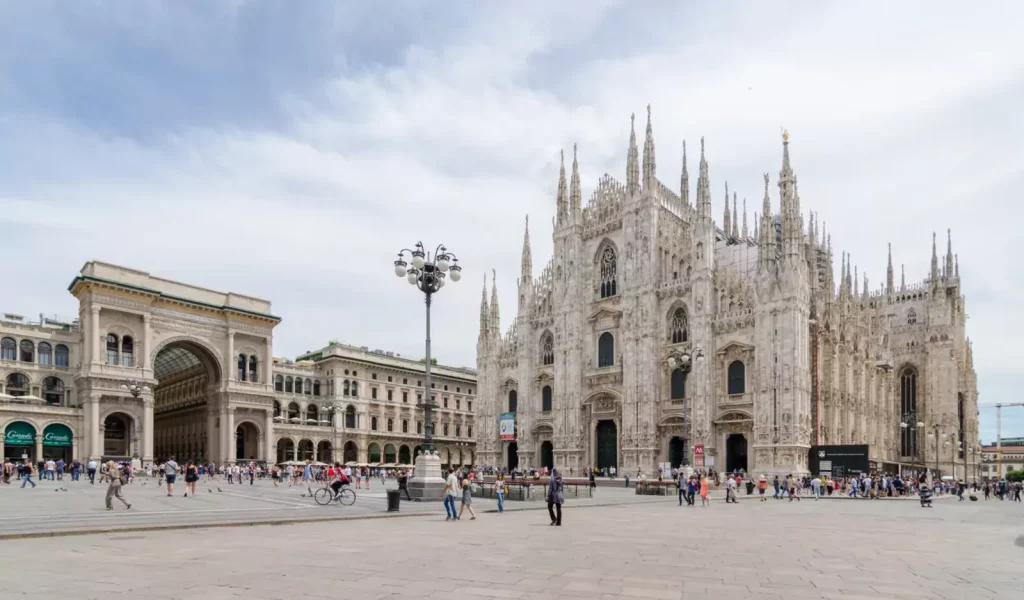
[754,212,759,242]
[556,149,568,225]
[569,144,581,213]
[863,272,868,300]
[680,140,690,206]
[886,243,894,295]
[642,104,656,188]
[821,221,827,250]
[945,229,954,278]
[490,268,500,332]
[742,198,748,238]
[840,252,847,298]
[479,273,489,337]
[521,215,532,282]
[930,231,939,283]
[723,183,732,236]
[758,173,775,269]
[900,264,906,293]
[626,112,640,196]
[732,193,739,238]
[955,254,959,278]
[696,137,711,217]
[846,255,853,298]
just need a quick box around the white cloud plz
[1,0,1022,436]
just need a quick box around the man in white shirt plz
[87,459,98,485]
[164,456,179,496]
[443,468,459,521]
[44,459,56,481]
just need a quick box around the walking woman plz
[699,474,710,507]
[104,461,131,511]
[457,473,477,520]
[20,459,36,489]
[547,468,564,526]
[184,461,199,497]
[495,472,506,513]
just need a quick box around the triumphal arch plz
[70,261,279,464]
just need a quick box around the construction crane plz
[981,402,1024,477]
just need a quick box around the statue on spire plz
[626,112,640,196]
[642,104,656,189]
[569,143,581,213]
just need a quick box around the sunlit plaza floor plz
[1,477,1021,600]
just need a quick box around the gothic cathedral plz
[475,106,978,479]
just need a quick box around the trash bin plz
[745,481,755,495]
[387,489,401,512]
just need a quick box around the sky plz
[1,1,1021,441]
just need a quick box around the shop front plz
[42,423,73,462]
[4,421,37,462]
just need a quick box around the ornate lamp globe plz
[449,262,462,281]
[394,258,408,277]
[411,249,426,269]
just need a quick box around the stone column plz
[89,397,101,460]
[206,410,218,464]
[225,408,236,463]
[142,314,152,369]
[34,434,43,463]
[142,398,154,463]
[227,331,235,381]
[91,306,101,364]
[264,337,273,385]
[264,410,274,462]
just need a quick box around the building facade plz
[1,261,476,467]
[475,108,979,479]
[981,440,1024,480]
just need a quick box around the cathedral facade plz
[475,107,979,479]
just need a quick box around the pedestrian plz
[71,459,81,482]
[547,468,563,526]
[56,458,65,481]
[163,456,178,496]
[443,468,458,521]
[677,470,686,506]
[700,475,709,507]
[458,474,477,521]
[104,461,131,511]
[184,461,199,497]
[758,474,768,501]
[20,459,37,488]
[397,469,412,501]
[811,476,821,500]
[495,473,505,513]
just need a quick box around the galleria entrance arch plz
[69,261,280,464]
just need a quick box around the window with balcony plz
[38,342,52,366]
[105,335,117,365]
[55,344,69,367]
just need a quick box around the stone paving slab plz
[0,487,1019,599]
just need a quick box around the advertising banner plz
[499,412,516,440]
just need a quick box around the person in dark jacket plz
[547,468,564,526]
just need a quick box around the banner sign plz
[499,412,516,440]
[4,421,36,446]
[43,424,73,447]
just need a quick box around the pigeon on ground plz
[217,487,223,492]
[208,489,213,494]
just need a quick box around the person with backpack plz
[104,461,131,511]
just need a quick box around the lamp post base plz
[407,451,446,501]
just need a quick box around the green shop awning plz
[43,423,73,447]
[4,421,36,446]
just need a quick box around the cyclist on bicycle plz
[330,462,350,498]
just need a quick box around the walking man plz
[87,459,97,484]
[443,468,458,521]
[163,456,178,496]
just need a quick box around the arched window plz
[42,376,65,406]
[351,382,358,397]
[313,380,321,396]
[600,246,618,298]
[907,309,917,325]
[727,361,745,395]
[105,335,118,365]
[540,333,554,366]
[670,308,688,344]
[121,336,134,367]
[238,354,247,381]
[371,416,378,431]
[307,404,318,423]
[598,332,614,367]
[443,423,450,436]
[671,368,687,399]
[402,420,408,433]
[345,405,356,429]
[900,368,917,456]
[417,421,423,434]
[1,337,16,361]
[38,342,53,366]
[456,424,462,437]
[285,376,293,393]
[273,401,281,417]
[18,339,34,363]
[55,344,69,367]
[287,402,300,420]
[275,375,284,392]
[343,380,350,396]
[508,390,518,413]
[468,425,473,438]
[542,385,552,412]
[387,418,394,432]
[5,373,28,396]
[304,378,312,395]
[249,356,258,383]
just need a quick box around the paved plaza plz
[0,480,1021,600]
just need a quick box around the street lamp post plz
[394,242,461,500]
[899,411,924,478]
[927,424,942,481]
[120,379,150,461]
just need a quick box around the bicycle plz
[313,484,356,506]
